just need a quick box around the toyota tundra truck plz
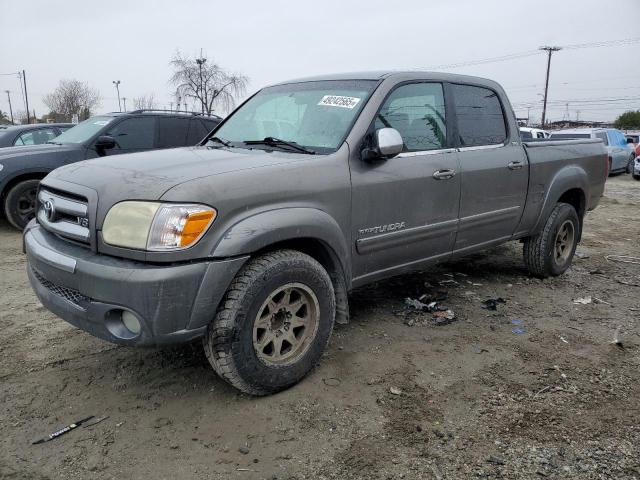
[24,71,607,395]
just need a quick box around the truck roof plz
[272,70,503,90]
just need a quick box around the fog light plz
[122,311,141,334]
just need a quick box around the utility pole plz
[526,106,531,125]
[539,46,561,127]
[195,50,206,114]
[23,70,31,124]
[122,97,127,112]
[5,90,14,124]
[112,80,122,112]
[169,102,173,112]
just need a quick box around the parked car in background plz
[0,110,221,229]
[24,71,607,395]
[625,133,639,147]
[549,128,634,174]
[519,127,549,139]
[632,156,640,180]
[0,123,73,148]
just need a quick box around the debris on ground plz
[32,415,95,445]
[323,378,341,387]
[432,309,456,326]
[605,254,640,265]
[560,336,569,344]
[389,387,402,395]
[510,320,526,335]
[481,297,506,310]
[573,296,592,305]
[574,251,590,259]
[401,287,456,326]
[611,325,623,348]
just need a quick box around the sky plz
[1,0,639,124]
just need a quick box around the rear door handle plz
[433,169,456,180]
[508,161,524,170]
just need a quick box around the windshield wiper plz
[244,137,316,155]
[207,136,232,147]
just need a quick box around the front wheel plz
[523,203,580,278]
[4,179,41,230]
[203,249,336,395]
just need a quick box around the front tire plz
[523,203,580,278]
[203,249,336,395]
[4,179,40,230]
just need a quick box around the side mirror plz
[95,135,116,150]
[362,128,404,162]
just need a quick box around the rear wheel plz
[4,179,40,230]
[203,249,335,395]
[627,155,635,174]
[523,203,580,278]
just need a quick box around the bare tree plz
[15,110,29,124]
[133,94,157,110]
[43,79,101,121]
[170,51,248,115]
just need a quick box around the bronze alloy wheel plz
[253,283,320,366]
[554,219,575,265]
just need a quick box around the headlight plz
[102,201,216,251]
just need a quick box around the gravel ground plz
[1,175,639,480]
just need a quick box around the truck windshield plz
[51,116,114,144]
[211,80,378,154]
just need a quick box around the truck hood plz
[46,146,308,202]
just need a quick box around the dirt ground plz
[1,175,639,480]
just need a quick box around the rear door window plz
[156,117,190,148]
[374,82,447,151]
[186,119,210,144]
[451,84,507,147]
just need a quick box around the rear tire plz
[4,179,40,230]
[627,155,635,174]
[523,203,580,278]
[203,249,335,396]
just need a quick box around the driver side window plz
[106,117,156,150]
[375,83,447,152]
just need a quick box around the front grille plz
[32,268,90,308]
[37,188,90,245]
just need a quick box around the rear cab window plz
[451,84,507,147]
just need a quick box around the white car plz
[519,127,549,140]
[633,156,640,180]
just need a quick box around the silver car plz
[550,128,633,175]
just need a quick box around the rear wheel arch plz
[531,167,589,236]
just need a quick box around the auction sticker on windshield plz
[318,95,361,109]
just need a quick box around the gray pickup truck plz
[24,71,607,395]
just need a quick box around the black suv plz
[0,110,221,229]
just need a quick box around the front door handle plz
[433,169,456,180]
[508,161,524,170]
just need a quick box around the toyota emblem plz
[43,199,56,222]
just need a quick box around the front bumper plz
[24,222,248,346]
